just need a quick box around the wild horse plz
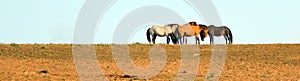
[175,22,209,44]
[207,25,233,44]
[146,24,179,44]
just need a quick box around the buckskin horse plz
[175,22,209,44]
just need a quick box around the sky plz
[0,0,299,44]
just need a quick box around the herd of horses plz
[146,22,233,44]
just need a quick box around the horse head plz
[199,25,209,41]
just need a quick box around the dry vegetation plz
[0,44,299,80]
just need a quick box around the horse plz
[207,25,233,44]
[146,24,179,44]
[175,22,209,44]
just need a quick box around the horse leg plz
[183,36,186,44]
[183,33,188,44]
[210,35,214,44]
[195,36,197,44]
[209,35,212,44]
[212,36,214,44]
[177,37,180,44]
[224,34,228,44]
[182,35,185,44]
[152,35,157,44]
[166,36,170,44]
[180,37,183,44]
[170,34,178,44]
[196,36,200,44]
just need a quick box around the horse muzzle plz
[201,38,204,41]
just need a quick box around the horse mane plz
[208,25,215,27]
[166,24,179,28]
[189,22,197,26]
[198,24,207,28]
[167,24,179,26]
[208,25,228,28]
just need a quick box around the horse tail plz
[173,28,180,44]
[146,28,152,43]
[225,27,233,44]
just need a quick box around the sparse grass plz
[0,44,299,80]
[9,43,18,47]
[41,46,46,49]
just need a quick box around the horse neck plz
[192,26,201,32]
[171,26,178,31]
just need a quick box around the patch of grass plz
[51,74,59,76]
[134,42,141,44]
[41,46,46,49]
[9,43,18,47]
[133,77,140,80]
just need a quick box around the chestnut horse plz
[175,22,209,44]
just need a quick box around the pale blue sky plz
[0,0,299,44]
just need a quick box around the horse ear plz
[189,22,193,25]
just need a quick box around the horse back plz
[178,25,195,36]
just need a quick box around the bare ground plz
[0,44,299,81]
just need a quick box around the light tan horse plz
[175,22,209,44]
[146,24,180,44]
